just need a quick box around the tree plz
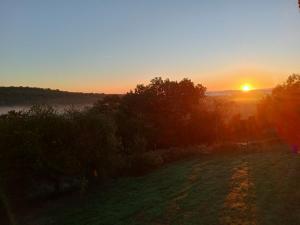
[258,74,300,148]
[119,77,207,149]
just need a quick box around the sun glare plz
[241,84,252,92]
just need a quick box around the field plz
[25,143,300,225]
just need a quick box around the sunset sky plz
[1,0,300,93]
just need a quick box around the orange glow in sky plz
[1,1,299,93]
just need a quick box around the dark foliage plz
[118,77,208,149]
[0,77,255,222]
[257,74,300,146]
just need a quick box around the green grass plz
[26,143,300,225]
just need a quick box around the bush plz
[0,105,122,203]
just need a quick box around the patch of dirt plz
[219,161,257,225]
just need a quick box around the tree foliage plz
[119,77,207,148]
[0,77,234,208]
[258,74,300,145]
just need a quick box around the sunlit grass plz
[27,143,300,225]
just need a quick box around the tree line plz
[0,76,299,223]
[0,86,105,106]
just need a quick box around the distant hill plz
[207,89,272,118]
[0,86,106,106]
[207,88,272,97]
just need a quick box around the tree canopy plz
[258,74,300,147]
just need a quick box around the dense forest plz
[0,75,299,225]
[0,87,106,106]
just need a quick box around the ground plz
[25,143,300,225]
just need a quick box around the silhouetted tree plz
[258,74,300,147]
[119,77,207,149]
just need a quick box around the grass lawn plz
[25,143,300,225]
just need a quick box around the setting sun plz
[241,84,252,92]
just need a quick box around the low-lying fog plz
[0,104,92,115]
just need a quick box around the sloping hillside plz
[25,142,300,225]
[0,87,105,106]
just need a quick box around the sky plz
[1,0,300,93]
